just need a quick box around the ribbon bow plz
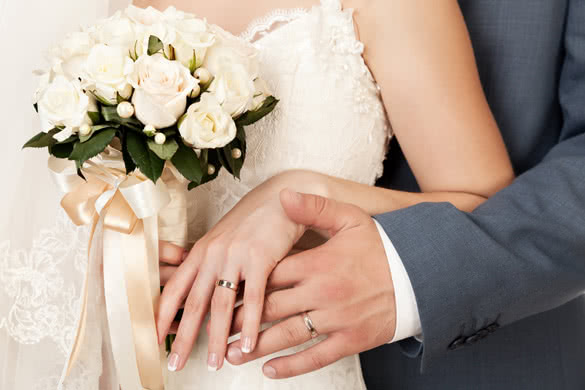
[50,148,170,390]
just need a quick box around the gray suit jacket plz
[361,0,585,388]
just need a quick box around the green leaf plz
[68,128,116,165]
[188,50,197,73]
[121,131,137,174]
[235,96,279,127]
[126,131,165,183]
[147,138,179,160]
[22,129,59,149]
[88,111,101,125]
[221,142,244,179]
[189,149,221,190]
[88,90,115,106]
[49,142,74,158]
[79,125,117,143]
[171,141,203,183]
[101,105,143,131]
[148,35,163,56]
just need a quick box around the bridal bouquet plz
[22,5,277,390]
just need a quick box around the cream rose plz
[204,26,260,79]
[91,11,137,50]
[128,54,197,129]
[207,62,256,117]
[37,75,90,140]
[179,93,237,149]
[125,5,163,26]
[50,31,94,79]
[250,77,272,111]
[171,17,215,69]
[83,44,134,103]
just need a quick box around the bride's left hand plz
[157,171,327,372]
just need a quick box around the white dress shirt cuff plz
[373,219,422,343]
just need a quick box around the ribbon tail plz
[104,217,165,390]
[58,214,100,387]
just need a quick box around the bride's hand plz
[157,171,328,372]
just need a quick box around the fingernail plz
[168,352,180,372]
[227,346,242,362]
[242,337,252,353]
[263,365,277,378]
[207,353,218,371]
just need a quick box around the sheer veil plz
[0,0,129,389]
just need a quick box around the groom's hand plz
[225,189,397,379]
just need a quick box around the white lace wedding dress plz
[0,0,391,389]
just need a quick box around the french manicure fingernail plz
[227,346,242,361]
[168,353,180,372]
[242,337,252,353]
[263,365,277,378]
[207,353,218,371]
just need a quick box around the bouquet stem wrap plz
[49,148,185,390]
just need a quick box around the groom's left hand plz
[224,190,397,379]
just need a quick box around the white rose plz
[251,77,272,111]
[135,21,177,57]
[50,31,94,79]
[162,6,195,21]
[179,93,237,149]
[171,18,215,69]
[37,75,90,138]
[91,11,137,50]
[128,54,197,129]
[207,62,256,117]
[125,5,163,26]
[83,44,134,103]
[203,26,260,79]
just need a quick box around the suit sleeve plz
[374,0,585,368]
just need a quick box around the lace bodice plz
[186,0,391,242]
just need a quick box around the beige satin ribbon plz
[50,151,170,390]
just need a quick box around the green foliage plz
[87,111,101,125]
[235,96,279,126]
[49,142,74,159]
[147,138,179,160]
[188,50,197,73]
[171,141,203,184]
[22,129,59,148]
[148,35,163,56]
[126,131,165,183]
[121,132,137,174]
[68,128,117,165]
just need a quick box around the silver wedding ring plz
[216,279,238,292]
[302,312,319,338]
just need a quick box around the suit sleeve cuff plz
[373,219,422,343]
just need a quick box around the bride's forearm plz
[273,170,487,215]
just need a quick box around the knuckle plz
[309,352,327,370]
[183,297,202,315]
[263,293,279,318]
[244,287,263,307]
[211,293,231,312]
[279,321,304,345]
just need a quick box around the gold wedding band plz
[216,279,238,292]
[302,312,319,338]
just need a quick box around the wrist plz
[270,170,331,199]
